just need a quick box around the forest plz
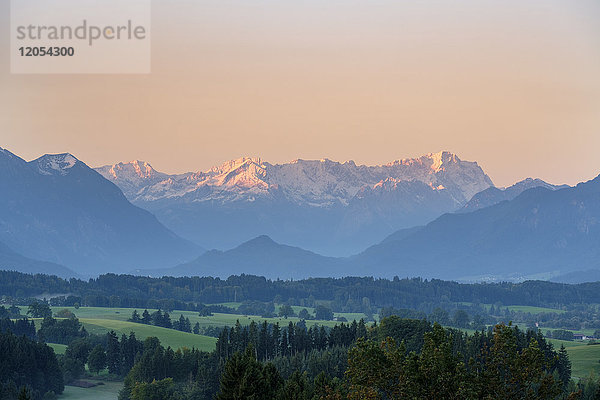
[2,309,600,399]
[2,272,600,309]
[2,271,600,399]
[2,271,600,333]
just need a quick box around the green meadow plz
[458,302,566,314]
[38,305,371,332]
[60,381,123,400]
[504,305,566,314]
[32,305,370,354]
[78,318,217,351]
[48,342,68,355]
[564,344,600,379]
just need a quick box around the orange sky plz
[1,0,599,187]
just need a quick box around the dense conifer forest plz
[3,271,600,310]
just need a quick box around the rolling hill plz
[140,235,345,279]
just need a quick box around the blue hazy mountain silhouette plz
[0,147,200,276]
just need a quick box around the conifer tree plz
[106,331,121,375]
[88,345,106,375]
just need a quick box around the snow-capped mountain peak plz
[96,151,493,207]
[35,153,79,175]
[95,160,169,197]
[428,151,458,172]
[129,160,157,178]
[209,157,264,174]
[105,160,161,179]
[207,157,268,189]
[94,151,494,254]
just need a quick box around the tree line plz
[3,270,600,313]
[113,316,594,399]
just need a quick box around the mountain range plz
[96,151,494,255]
[0,147,200,277]
[353,175,599,281]
[3,145,596,283]
[460,178,568,212]
[148,174,597,282]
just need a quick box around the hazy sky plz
[1,0,599,186]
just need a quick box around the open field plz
[23,307,217,351]
[29,305,370,353]
[78,318,217,351]
[209,302,242,309]
[458,302,565,314]
[19,306,135,321]
[59,380,122,400]
[547,339,588,349]
[564,344,600,379]
[37,306,370,331]
[504,305,566,314]
[213,302,373,323]
[185,311,349,330]
[48,342,68,354]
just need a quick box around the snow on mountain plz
[94,151,493,254]
[96,151,493,207]
[35,153,79,175]
[95,160,170,199]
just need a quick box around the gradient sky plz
[1,0,599,187]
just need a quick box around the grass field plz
[522,339,600,379]
[59,381,122,400]
[48,342,68,354]
[214,303,373,323]
[188,311,346,330]
[31,306,371,353]
[209,302,242,309]
[37,305,370,332]
[19,306,135,321]
[505,305,566,314]
[78,318,217,351]
[23,307,217,352]
[547,338,588,349]
[458,302,565,314]
[564,344,600,379]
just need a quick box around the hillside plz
[0,240,76,278]
[461,178,568,212]
[142,235,345,279]
[0,148,200,276]
[356,175,600,281]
